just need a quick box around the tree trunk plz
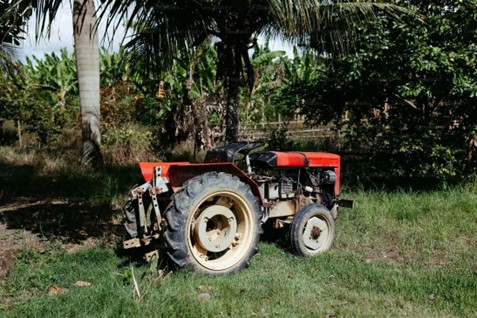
[225,76,240,143]
[224,43,242,144]
[73,0,102,166]
[17,119,22,147]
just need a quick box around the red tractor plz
[122,142,352,274]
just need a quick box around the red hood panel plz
[272,152,340,168]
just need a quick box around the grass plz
[1,244,476,317]
[1,146,476,317]
[1,187,476,317]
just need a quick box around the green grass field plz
[1,187,476,317]
[0,148,476,317]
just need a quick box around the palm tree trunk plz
[224,43,242,144]
[225,77,240,143]
[73,0,102,166]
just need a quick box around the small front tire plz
[290,204,336,257]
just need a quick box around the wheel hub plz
[310,226,322,240]
[194,205,237,253]
[303,216,328,250]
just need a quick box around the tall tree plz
[294,0,477,179]
[1,0,102,165]
[73,0,102,165]
[105,0,402,143]
[2,0,402,148]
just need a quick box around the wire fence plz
[238,120,344,141]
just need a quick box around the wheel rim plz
[187,191,255,271]
[302,216,331,252]
[193,205,238,253]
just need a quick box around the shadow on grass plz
[0,159,139,245]
[0,203,122,243]
[260,221,294,254]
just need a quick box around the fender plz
[139,162,264,203]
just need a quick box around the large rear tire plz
[290,204,336,257]
[163,172,261,274]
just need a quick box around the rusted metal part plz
[136,190,147,234]
[267,200,296,218]
[128,180,168,236]
[149,186,162,195]
[144,250,159,262]
[129,182,151,199]
[297,195,315,211]
[273,216,294,228]
[123,238,141,249]
[124,238,160,262]
[310,226,322,240]
[265,194,316,219]
[230,233,242,250]
[149,187,162,230]
[141,234,161,246]
[303,217,327,250]
[123,234,161,250]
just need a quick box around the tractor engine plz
[247,151,341,224]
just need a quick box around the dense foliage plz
[287,0,477,180]
[113,0,401,143]
[0,0,31,66]
[1,0,477,181]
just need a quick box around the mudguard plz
[139,162,263,203]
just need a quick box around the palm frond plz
[0,43,19,69]
[263,0,407,55]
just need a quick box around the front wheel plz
[290,204,336,257]
[163,172,261,275]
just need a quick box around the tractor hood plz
[249,151,340,168]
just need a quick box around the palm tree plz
[103,0,403,143]
[2,0,102,165]
[2,0,403,148]
[73,0,102,165]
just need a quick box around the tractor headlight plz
[321,170,336,184]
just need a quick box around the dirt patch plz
[361,247,406,265]
[0,246,20,279]
[0,200,123,243]
[0,223,43,279]
[0,154,128,280]
[0,199,124,279]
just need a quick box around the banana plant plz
[283,47,326,84]
[101,0,404,143]
[159,41,223,145]
[241,38,287,126]
[13,49,78,112]
[100,47,132,87]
